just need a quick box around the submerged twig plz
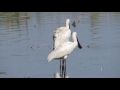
[0,72,6,74]
[29,43,51,51]
[38,44,50,48]
[72,16,81,28]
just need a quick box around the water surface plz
[0,12,120,78]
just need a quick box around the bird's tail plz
[47,51,56,62]
[47,47,60,62]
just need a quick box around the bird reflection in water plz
[54,60,69,78]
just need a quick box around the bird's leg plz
[62,59,64,78]
[60,59,62,77]
[64,59,66,78]
[62,59,63,78]
[63,59,66,78]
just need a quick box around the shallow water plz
[0,12,120,78]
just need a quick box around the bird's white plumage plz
[48,32,78,62]
[53,19,71,50]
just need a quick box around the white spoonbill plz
[52,19,81,77]
[53,19,71,50]
[53,19,71,76]
[48,32,82,62]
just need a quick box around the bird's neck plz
[66,23,69,29]
[72,35,77,47]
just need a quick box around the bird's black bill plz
[77,37,82,49]
[69,23,70,29]
[53,35,55,50]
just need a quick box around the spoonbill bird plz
[51,19,82,77]
[48,32,82,74]
[53,19,81,50]
[48,31,82,61]
[53,19,71,50]
[53,19,71,76]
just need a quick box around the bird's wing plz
[53,42,74,58]
[53,28,71,49]
[48,42,75,61]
